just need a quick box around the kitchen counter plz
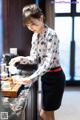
[0,79,38,120]
[0,63,38,120]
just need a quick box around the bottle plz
[0,55,8,79]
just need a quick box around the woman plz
[9,4,66,120]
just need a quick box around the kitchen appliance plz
[2,53,17,65]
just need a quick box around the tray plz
[1,77,23,97]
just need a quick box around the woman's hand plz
[12,76,32,85]
[21,78,32,85]
[9,56,26,66]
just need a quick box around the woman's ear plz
[40,15,44,22]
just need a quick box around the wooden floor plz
[38,87,80,120]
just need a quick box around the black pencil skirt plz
[41,67,66,111]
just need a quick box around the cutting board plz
[1,77,23,97]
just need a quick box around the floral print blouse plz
[22,25,60,81]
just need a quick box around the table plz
[0,81,38,120]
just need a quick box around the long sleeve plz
[28,33,59,81]
[20,33,38,64]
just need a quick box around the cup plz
[10,48,17,55]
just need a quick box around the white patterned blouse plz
[21,25,60,81]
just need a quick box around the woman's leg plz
[40,109,55,120]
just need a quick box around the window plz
[55,0,71,13]
[55,17,72,80]
[55,0,80,82]
[74,17,80,80]
[76,0,80,12]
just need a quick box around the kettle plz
[2,53,17,65]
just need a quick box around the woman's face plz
[26,16,44,33]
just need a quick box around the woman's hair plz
[22,4,43,26]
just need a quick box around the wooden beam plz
[45,0,55,29]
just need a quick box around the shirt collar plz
[38,24,48,38]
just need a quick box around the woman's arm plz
[20,33,38,65]
[27,33,59,81]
